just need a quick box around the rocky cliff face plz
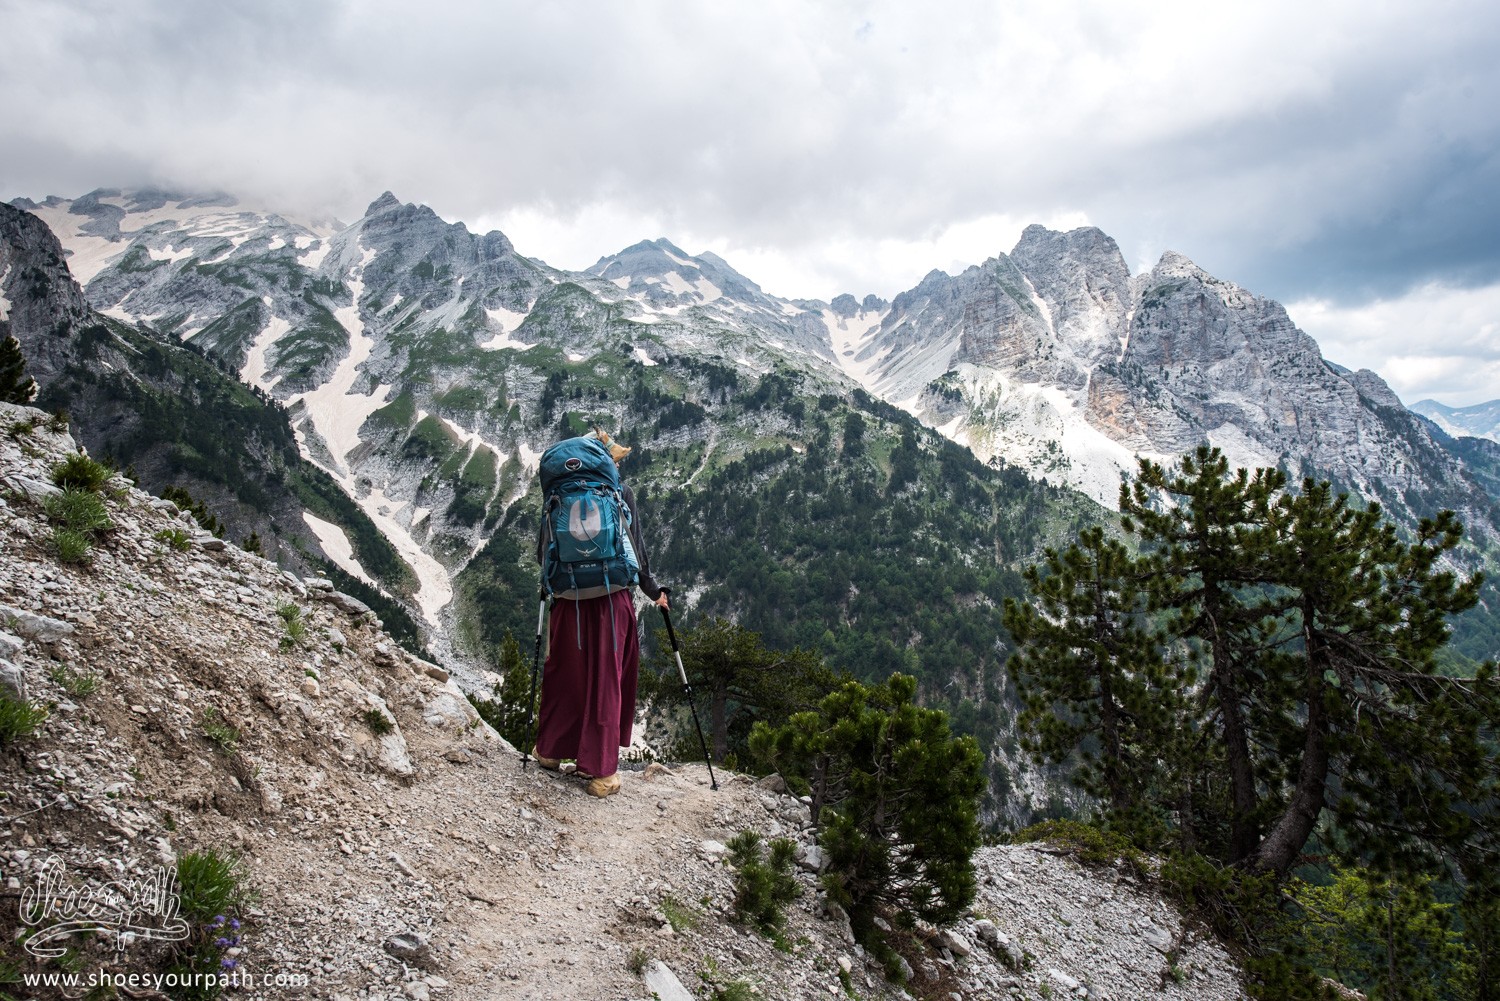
[0,404,1248,1000]
[0,201,408,593]
[859,225,1500,545]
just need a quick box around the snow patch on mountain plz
[632,346,658,367]
[145,244,194,264]
[297,247,389,477]
[484,305,529,334]
[358,483,453,626]
[480,332,535,351]
[822,307,888,392]
[516,441,543,473]
[301,511,376,586]
[297,240,332,269]
[0,264,10,322]
[656,271,696,297]
[241,314,291,389]
[23,202,127,284]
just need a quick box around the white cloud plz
[3,0,1500,400]
[1288,283,1500,406]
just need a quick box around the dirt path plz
[242,745,747,999]
[436,757,727,1000]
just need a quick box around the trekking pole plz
[659,596,718,791]
[521,587,549,769]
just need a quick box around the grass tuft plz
[0,692,48,745]
[276,602,307,650]
[50,453,112,493]
[48,663,100,698]
[201,708,240,756]
[46,488,112,534]
[155,527,192,552]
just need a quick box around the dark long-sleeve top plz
[535,483,663,600]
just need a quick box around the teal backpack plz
[538,436,639,599]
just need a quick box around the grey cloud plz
[3,0,1500,317]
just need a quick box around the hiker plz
[532,429,668,797]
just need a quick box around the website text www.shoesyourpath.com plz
[21,969,313,991]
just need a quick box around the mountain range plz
[1412,397,1500,443]
[6,186,1500,818]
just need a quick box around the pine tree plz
[470,632,536,751]
[1013,446,1500,879]
[1120,445,1288,862]
[0,334,37,404]
[750,673,984,945]
[1255,485,1492,875]
[1003,527,1185,828]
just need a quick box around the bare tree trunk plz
[1251,613,1329,875]
[1206,585,1260,863]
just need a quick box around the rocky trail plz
[0,401,1247,1000]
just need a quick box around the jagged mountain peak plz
[831,292,882,318]
[588,237,698,279]
[586,237,772,312]
[1013,222,1121,261]
[1149,248,1211,280]
[365,190,402,215]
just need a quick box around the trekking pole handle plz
[535,591,549,636]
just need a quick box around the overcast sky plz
[2,0,1498,405]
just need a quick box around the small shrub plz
[626,946,649,975]
[48,664,100,698]
[714,981,756,1001]
[51,527,93,564]
[167,851,255,1000]
[161,485,225,538]
[201,708,239,756]
[727,830,802,939]
[50,453,111,493]
[277,602,306,650]
[1011,819,1148,877]
[5,415,40,440]
[1159,852,1330,999]
[155,527,192,552]
[46,410,69,434]
[46,488,112,534]
[0,693,48,745]
[363,707,395,736]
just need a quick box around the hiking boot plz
[534,754,561,771]
[586,774,621,798]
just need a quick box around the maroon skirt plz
[534,590,639,778]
